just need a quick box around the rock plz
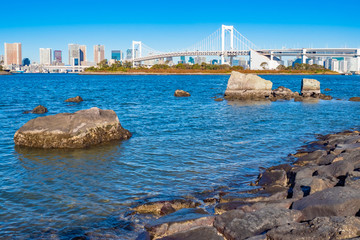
[271,86,296,100]
[319,93,333,100]
[174,90,190,97]
[220,186,288,203]
[65,96,83,103]
[14,107,131,148]
[214,98,223,102]
[214,207,302,240]
[159,226,224,240]
[215,199,294,215]
[294,150,327,166]
[257,169,288,187]
[267,216,360,240]
[316,159,356,178]
[324,88,332,91]
[349,97,360,102]
[301,78,321,97]
[31,105,48,114]
[224,71,273,100]
[132,199,200,216]
[145,208,214,239]
[292,186,360,221]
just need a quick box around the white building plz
[39,48,52,65]
[68,44,81,66]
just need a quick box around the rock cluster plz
[224,71,333,101]
[174,90,191,97]
[133,130,360,239]
[14,107,131,148]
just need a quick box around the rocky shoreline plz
[129,129,360,240]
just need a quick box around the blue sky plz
[1,0,360,63]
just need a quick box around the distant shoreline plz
[0,71,11,75]
[79,71,341,76]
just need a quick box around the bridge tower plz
[221,25,234,64]
[132,41,142,67]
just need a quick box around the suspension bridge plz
[129,25,360,72]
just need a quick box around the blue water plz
[0,74,359,239]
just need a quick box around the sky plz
[1,0,360,64]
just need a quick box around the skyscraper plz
[68,44,81,66]
[54,50,62,64]
[111,50,122,61]
[80,45,87,65]
[94,45,105,64]
[39,48,52,65]
[4,43,22,66]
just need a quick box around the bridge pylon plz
[221,25,234,64]
[132,41,142,67]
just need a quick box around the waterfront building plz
[287,59,294,67]
[80,45,87,65]
[22,58,30,66]
[68,44,81,66]
[188,57,195,64]
[211,59,218,65]
[111,50,123,61]
[39,48,52,65]
[54,50,62,64]
[194,56,206,64]
[4,43,22,66]
[94,45,105,64]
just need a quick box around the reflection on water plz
[0,74,359,238]
[227,100,272,106]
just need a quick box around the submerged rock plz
[14,107,131,148]
[224,71,273,100]
[65,96,83,103]
[349,97,360,102]
[174,90,190,97]
[271,86,298,100]
[132,199,200,216]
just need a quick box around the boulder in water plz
[174,90,191,97]
[224,71,273,100]
[301,78,320,97]
[14,107,131,148]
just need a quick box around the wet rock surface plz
[136,129,360,239]
[350,97,360,101]
[14,107,132,148]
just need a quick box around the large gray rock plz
[14,107,131,148]
[214,207,302,240]
[224,71,273,100]
[292,187,360,221]
[301,78,321,97]
[267,216,360,240]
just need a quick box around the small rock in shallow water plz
[28,105,48,114]
[65,96,83,103]
[174,90,190,97]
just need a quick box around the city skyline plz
[1,0,360,62]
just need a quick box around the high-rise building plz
[40,48,52,65]
[80,45,87,65]
[111,50,122,61]
[4,43,22,66]
[54,50,62,63]
[94,45,105,64]
[68,44,81,66]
